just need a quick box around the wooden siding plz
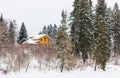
[38,36,52,45]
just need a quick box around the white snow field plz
[0,64,120,78]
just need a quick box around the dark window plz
[44,37,46,42]
[40,38,42,41]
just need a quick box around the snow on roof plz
[24,34,51,44]
[25,39,37,44]
[32,34,50,40]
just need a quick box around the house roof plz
[32,34,51,40]
[33,34,47,40]
[24,34,51,44]
[25,39,37,44]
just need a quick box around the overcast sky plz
[0,0,119,35]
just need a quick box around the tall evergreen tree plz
[70,0,94,62]
[57,10,68,72]
[47,24,53,37]
[8,21,16,45]
[0,14,3,22]
[112,3,120,55]
[94,0,110,71]
[79,0,94,63]
[70,0,80,56]
[57,10,76,72]
[17,22,28,44]
[88,0,95,58]
[52,24,58,44]
[41,25,47,34]
[106,8,113,54]
[0,14,9,43]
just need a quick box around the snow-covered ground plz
[0,64,120,78]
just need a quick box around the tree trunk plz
[61,52,64,72]
[94,60,97,71]
[25,61,30,72]
[18,56,21,73]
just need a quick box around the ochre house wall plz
[38,36,52,45]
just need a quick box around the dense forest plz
[0,0,120,73]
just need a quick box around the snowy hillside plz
[0,44,120,78]
[0,64,120,78]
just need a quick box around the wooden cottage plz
[25,34,52,45]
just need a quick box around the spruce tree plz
[70,0,81,56]
[88,0,95,58]
[70,0,94,63]
[0,14,9,43]
[47,24,53,37]
[8,21,16,45]
[57,10,68,72]
[106,8,113,54]
[17,22,28,44]
[0,14,3,22]
[57,10,76,72]
[41,25,47,34]
[94,0,110,71]
[70,0,80,56]
[53,24,58,44]
[112,3,120,55]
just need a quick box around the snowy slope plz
[0,64,120,78]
